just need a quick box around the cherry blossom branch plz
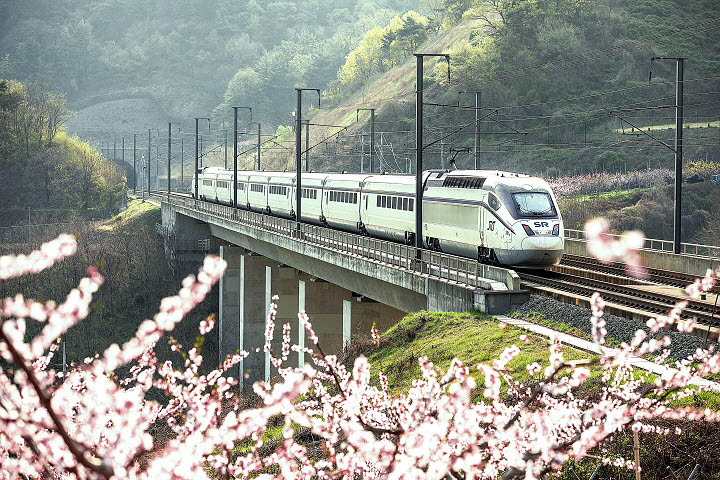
[0,327,113,478]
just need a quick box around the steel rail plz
[520,270,719,326]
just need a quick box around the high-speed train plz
[192,168,564,268]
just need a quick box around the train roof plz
[440,170,530,179]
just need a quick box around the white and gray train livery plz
[192,168,564,268]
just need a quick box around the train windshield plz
[512,192,557,217]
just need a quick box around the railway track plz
[560,254,717,291]
[520,266,720,328]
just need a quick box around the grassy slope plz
[358,311,720,478]
[358,311,591,396]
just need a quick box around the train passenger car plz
[246,172,269,213]
[196,167,217,201]
[214,171,234,205]
[322,174,368,233]
[360,174,417,244]
[236,172,249,208]
[266,172,295,219]
[298,173,328,225]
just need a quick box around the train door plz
[478,206,484,247]
[487,193,502,247]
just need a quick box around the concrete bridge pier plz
[342,299,405,347]
[219,245,408,390]
[218,246,277,389]
[298,279,352,367]
[265,264,302,380]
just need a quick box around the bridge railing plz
[152,192,520,291]
[564,228,720,260]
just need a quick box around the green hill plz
[296,0,720,176]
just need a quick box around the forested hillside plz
[307,0,720,176]
[0,0,420,121]
[3,0,719,183]
[0,79,125,226]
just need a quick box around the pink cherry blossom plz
[2,235,720,480]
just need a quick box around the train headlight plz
[552,224,560,236]
[522,224,535,236]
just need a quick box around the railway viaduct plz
[153,192,528,389]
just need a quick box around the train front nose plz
[518,236,564,268]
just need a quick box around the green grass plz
[97,199,159,232]
[564,187,651,204]
[365,311,591,395]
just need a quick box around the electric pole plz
[257,122,262,170]
[181,137,184,190]
[460,91,482,169]
[303,119,310,171]
[295,89,321,226]
[168,123,172,193]
[651,57,685,254]
[147,129,158,196]
[121,136,125,171]
[232,107,252,208]
[194,118,211,199]
[155,144,159,189]
[133,134,137,193]
[415,53,450,251]
[357,108,376,172]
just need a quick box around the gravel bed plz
[513,295,715,361]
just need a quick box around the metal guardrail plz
[151,192,520,291]
[564,228,720,260]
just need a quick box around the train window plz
[512,192,556,217]
[409,199,414,211]
[392,197,397,209]
[402,198,408,210]
[237,183,245,191]
[381,196,387,208]
[353,193,357,204]
[376,196,381,207]
[489,193,500,211]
